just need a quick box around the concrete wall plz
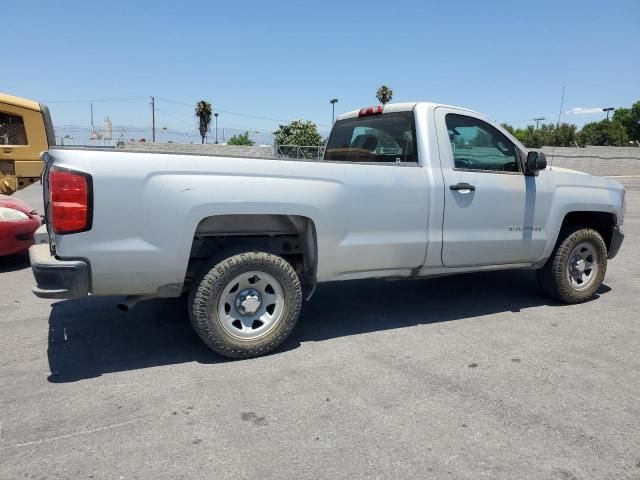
[119,143,640,177]
[540,146,640,176]
[120,142,275,159]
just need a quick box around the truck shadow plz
[0,252,30,273]
[47,269,610,383]
[290,272,608,346]
[47,295,220,383]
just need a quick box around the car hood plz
[0,194,38,216]
[546,166,624,191]
[548,166,588,175]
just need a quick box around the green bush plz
[273,120,323,146]
[576,121,628,147]
[227,131,254,146]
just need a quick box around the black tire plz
[537,227,607,303]
[189,251,302,359]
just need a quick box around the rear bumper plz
[29,243,90,299]
[608,226,624,259]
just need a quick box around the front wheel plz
[537,227,607,303]
[189,251,302,359]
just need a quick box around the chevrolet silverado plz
[30,102,625,358]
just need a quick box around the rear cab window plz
[324,111,418,164]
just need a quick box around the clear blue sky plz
[3,0,639,142]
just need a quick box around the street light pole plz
[603,107,614,121]
[151,96,156,142]
[533,117,545,129]
[330,98,338,123]
[214,113,219,144]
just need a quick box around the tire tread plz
[537,227,607,303]
[188,251,302,359]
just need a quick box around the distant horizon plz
[52,121,279,146]
[47,96,633,146]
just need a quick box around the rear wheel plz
[189,251,302,359]
[537,227,607,303]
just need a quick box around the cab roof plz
[336,101,484,121]
[0,93,42,112]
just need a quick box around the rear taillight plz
[49,166,92,234]
[358,106,384,117]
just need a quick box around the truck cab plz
[0,93,55,194]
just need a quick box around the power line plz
[532,117,546,129]
[156,97,331,127]
[157,97,291,123]
[44,95,331,128]
[155,108,194,126]
[501,118,536,125]
[156,109,261,132]
[55,126,150,132]
[42,96,148,103]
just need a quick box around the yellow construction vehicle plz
[0,93,55,194]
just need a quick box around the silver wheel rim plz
[217,270,285,341]
[566,242,599,291]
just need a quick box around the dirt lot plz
[1,179,639,479]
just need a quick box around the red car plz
[0,194,41,256]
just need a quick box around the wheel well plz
[560,211,616,250]
[185,214,317,296]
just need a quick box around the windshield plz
[324,112,418,163]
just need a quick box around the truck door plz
[435,107,549,267]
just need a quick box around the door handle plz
[449,182,475,192]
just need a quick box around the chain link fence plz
[275,144,326,161]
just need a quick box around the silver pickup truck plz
[30,102,625,358]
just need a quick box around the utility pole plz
[214,112,219,144]
[151,96,156,142]
[330,98,339,123]
[603,107,614,121]
[533,117,545,129]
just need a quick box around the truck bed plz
[51,144,282,160]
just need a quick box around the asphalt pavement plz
[1,179,639,479]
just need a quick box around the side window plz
[445,114,519,172]
[0,112,28,146]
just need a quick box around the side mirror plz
[526,151,547,174]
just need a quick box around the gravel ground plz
[1,179,639,480]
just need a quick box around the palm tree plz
[376,85,393,105]
[195,100,213,144]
